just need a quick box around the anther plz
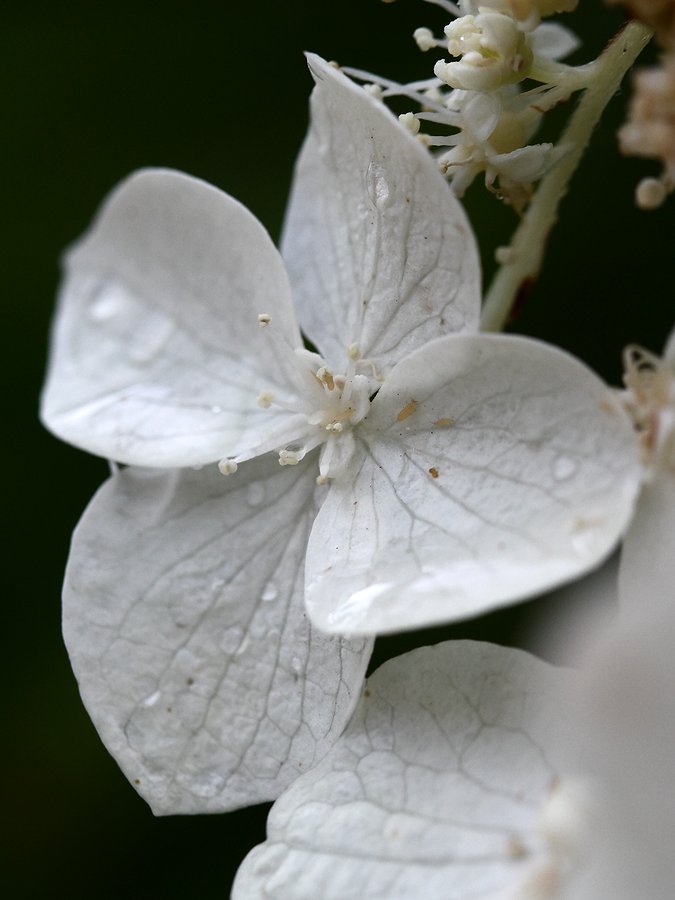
[279,449,301,466]
[257,391,274,409]
[347,343,361,361]
[258,313,271,327]
[326,421,344,433]
[414,27,437,52]
[363,83,384,100]
[218,458,238,475]
[316,367,335,391]
[400,112,421,135]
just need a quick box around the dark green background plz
[5,1,672,897]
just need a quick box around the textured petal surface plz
[281,55,480,374]
[63,455,371,815]
[233,641,579,900]
[42,169,304,467]
[306,334,641,634]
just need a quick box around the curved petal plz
[63,455,372,815]
[531,23,580,61]
[281,55,480,374]
[233,641,580,900]
[42,169,304,467]
[576,604,675,899]
[306,334,641,634]
[618,464,675,615]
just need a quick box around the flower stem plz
[480,21,652,333]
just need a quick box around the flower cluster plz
[344,0,586,210]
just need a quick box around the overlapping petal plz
[41,169,305,468]
[233,641,580,900]
[63,454,372,815]
[619,455,675,613]
[305,334,641,634]
[281,55,480,374]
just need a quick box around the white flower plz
[41,54,640,812]
[232,640,588,900]
[435,10,534,92]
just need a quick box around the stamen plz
[257,391,274,408]
[414,27,442,52]
[400,112,421,134]
[279,449,302,466]
[326,421,344,433]
[316,366,335,391]
[257,313,271,327]
[218,458,238,475]
[347,343,361,361]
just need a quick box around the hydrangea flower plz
[41,54,640,813]
[233,640,587,899]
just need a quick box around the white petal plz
[63,455,372,815]
[618,464,675,614]
[281,55,480,374]
[531,23,580,61]
[42,169,304,467]
[490,143,560,184]
[306,334,641,634]
[233,641,580,900]
[576,604,675,899]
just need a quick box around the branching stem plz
[480,21,652,333]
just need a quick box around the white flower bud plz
[437,11,533,92]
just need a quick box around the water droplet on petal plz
[552,454,578,482]
[142,690,161,707]
[88,281,132,321]
[235,633,251,656]
[246,482,266,507]
[260,581,278,602]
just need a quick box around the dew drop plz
[552,454,578,482]
[366,162,391,209]
[235,634,251,656]
[142,690,161,708]
[260,580,278,602]
[88,282,132,322]
[246,482,266,507]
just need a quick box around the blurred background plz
[4,0,672,896]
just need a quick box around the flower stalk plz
[480,20,653,333]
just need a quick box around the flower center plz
[246,316,380,483]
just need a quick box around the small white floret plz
[279,449,301,466]
[399,112,421,135]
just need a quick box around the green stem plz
[480,21,652,333]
